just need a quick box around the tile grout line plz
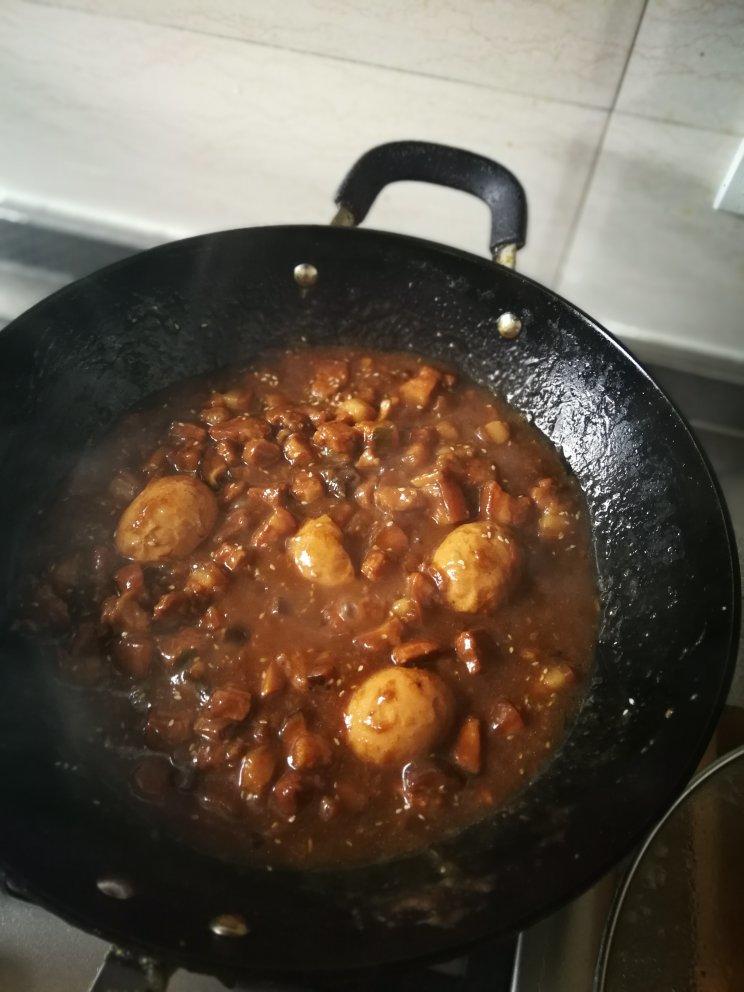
[20,0,615,117]
[553,0,651,288]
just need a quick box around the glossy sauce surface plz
[31,348,598,867]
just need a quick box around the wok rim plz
[0,223,739,980]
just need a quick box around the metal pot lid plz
[596,744,744,991]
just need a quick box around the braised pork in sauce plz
[30,347,598,867]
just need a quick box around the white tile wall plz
[617,0,744,133]
[3,0,744,368]
[24,0,646,109]
[557,113,744,367]
[0,1,607,287]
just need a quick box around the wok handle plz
[333,140,527,267]
[88,947,173,991]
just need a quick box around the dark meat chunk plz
[101,591,149,635]
[184,562,229,599]
[113,636,154,678]
[211,542,252,574]
[200,448,229,488]
[114,563,145,597]
[451,716,481,774]
[251,508,297,547]
[374,485,426,514]
[398,366,442,409]
[283,433,315,467]
[260,660,286,698]
[454,629,490,675]
[422,471,469,526]
[352,617,404,655]
[290,469,324,504]
[310,358,349,399]
[360,547,390,581]
[373,522,409,559]
[156,627,210,665]
[480,480,531,527]
[287,732,332,771]
[170,421,207,446]
[207,686,251,722]
[391,640,442,666]
[312,421,360,461]
[209,415,272,444]
[239,745,277,795]
[272,770,308,818]
[243,437,282,468]
[147,710,193,747]
[152,590,192,623]
[489,700,525,736]
[400,759,460,811]
[406,571,438,609]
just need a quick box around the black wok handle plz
[333,141,527,266]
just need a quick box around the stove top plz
[0,216,742,992]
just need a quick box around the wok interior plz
[0,227,736,976]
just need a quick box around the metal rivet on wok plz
[96,877,135,900]
[497,311,522,339]
[210,913,250,938]
[293,262,318,288]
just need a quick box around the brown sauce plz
[29,347,599,867]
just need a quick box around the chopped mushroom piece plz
[211,542,252,574]
[272,770,307,818]
[101,591,150,635]
[184,562,229,598]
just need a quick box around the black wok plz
[0,142,738,986]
